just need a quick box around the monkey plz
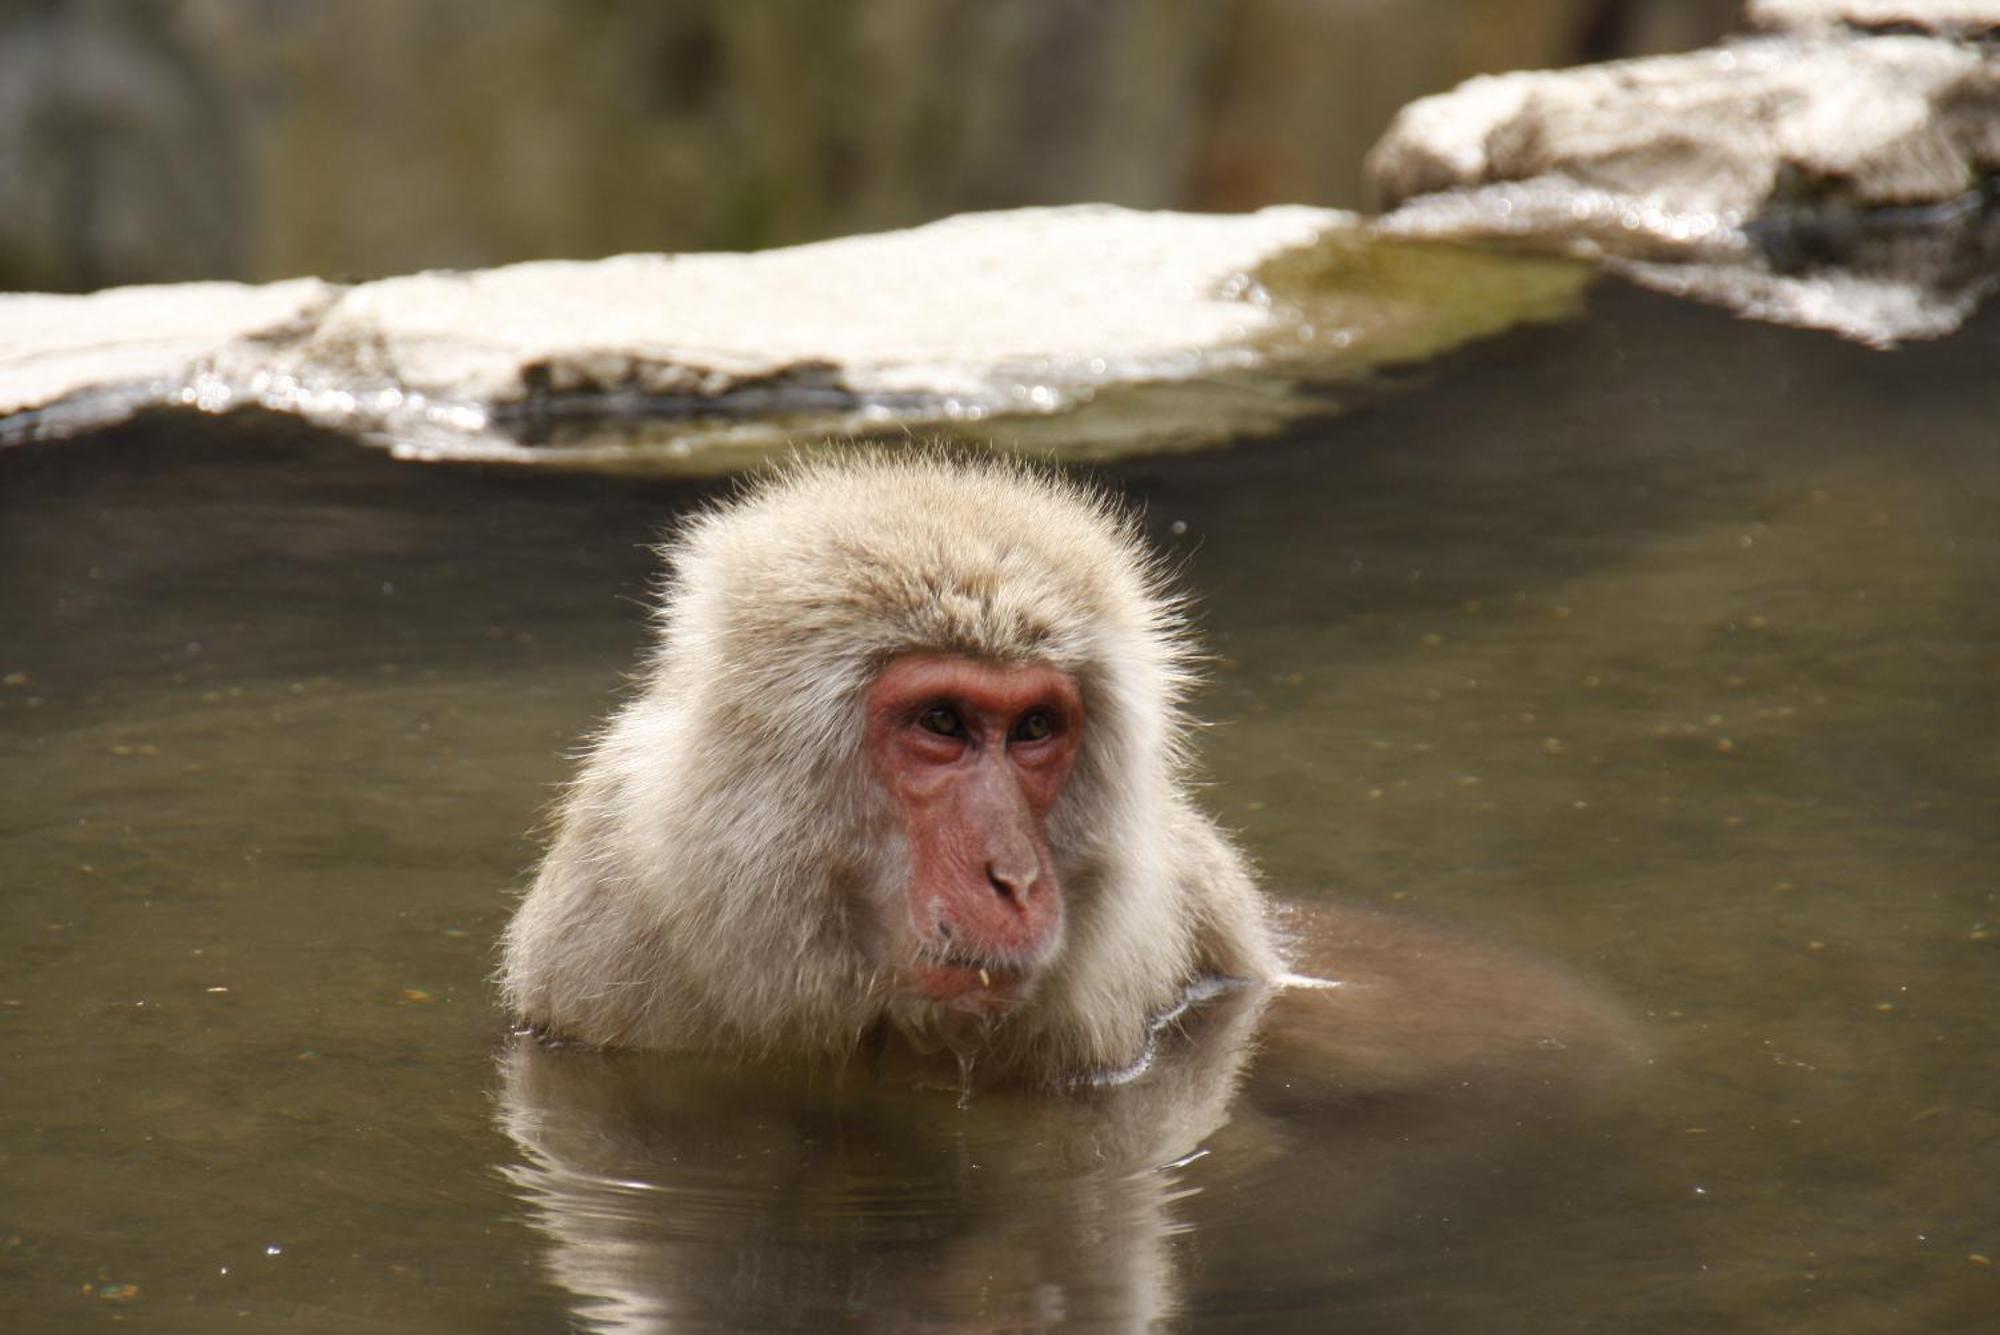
[499,451,1631,1094]
[494,453,1640,1328]
[500,452,1282,1081]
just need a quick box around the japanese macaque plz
[501,452,1276,1081]
[499,453,1626,1092]
[496,452,1639,1328]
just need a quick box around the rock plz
[1748,0,2000,39]
[0,205,1588,471]
[1369,30,2000,344]
[0,279,336,426]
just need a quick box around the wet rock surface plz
[1370,9,2000,343]
[0,205,1585,471]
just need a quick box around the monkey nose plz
[985,861,1037,903]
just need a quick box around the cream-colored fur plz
[499,451,1280,1081]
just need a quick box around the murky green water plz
[3,286,1994,1333]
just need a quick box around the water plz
[2,283,1994,1332]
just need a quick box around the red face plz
[864,653,1083,1011]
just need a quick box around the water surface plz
[2,285,1994,1332]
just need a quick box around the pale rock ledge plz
[0,205,1585,471]
[1368,13,2000,345]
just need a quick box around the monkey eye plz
[1011,710,1055,743]
[917,704,968,738]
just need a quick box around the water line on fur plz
[1082,974,1254,1089]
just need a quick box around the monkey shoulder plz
[1161,802,1284,984]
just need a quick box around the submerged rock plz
[1369,17,2000,344]
[0,206,1585,471]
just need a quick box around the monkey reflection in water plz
[495,454,1636,1330]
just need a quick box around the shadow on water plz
[0,283,1994,1332]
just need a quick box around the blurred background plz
[0,0,1737,293]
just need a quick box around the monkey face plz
[863,653,1082,1013]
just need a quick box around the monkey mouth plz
[907,951,1034,1007]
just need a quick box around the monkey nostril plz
[986,863,1031,902]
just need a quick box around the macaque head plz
[864,653,1084,1011]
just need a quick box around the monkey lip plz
[909,956,1033,1005]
